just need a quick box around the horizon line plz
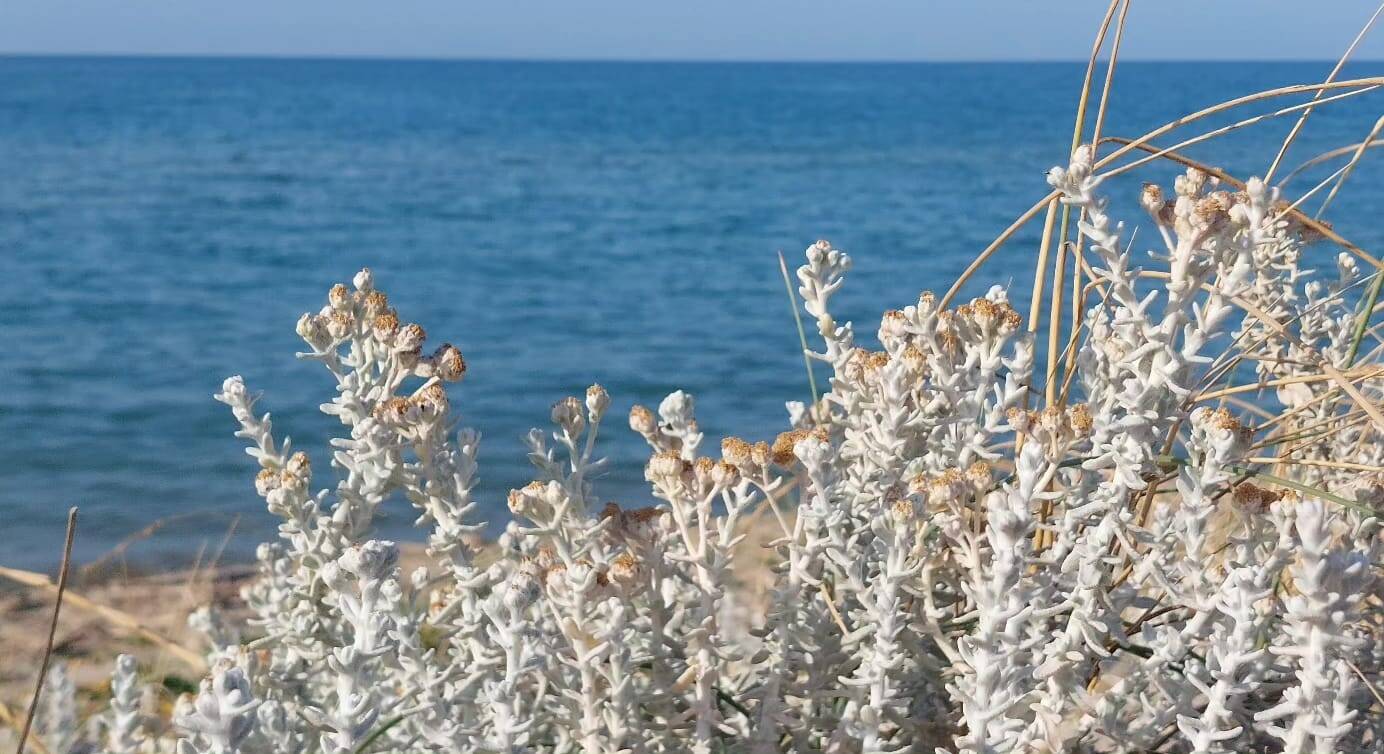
[3,51,1382,66]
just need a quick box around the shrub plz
[19,52,1384,754]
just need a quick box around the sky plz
[2,1,1384,61]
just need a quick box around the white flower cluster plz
[26,154,1384,754]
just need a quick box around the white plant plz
[16,83,1384,754]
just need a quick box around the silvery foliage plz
[35,662,80,754]
[107,654,147,753]
[40,151,1384,753]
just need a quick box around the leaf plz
[351,714,407,754]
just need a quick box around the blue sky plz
[3,1,1383,61]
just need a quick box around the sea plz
[2,58,1382,570]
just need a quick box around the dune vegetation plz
[7,4,1384,754]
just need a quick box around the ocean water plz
[2,58,1382,570]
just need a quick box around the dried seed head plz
[712,460,739,487]
[280,452,311,490]
[296,312,330,347]
[772,430,808,466]
[975,299,1020,336]
[889,496,915,526]
[771,428,828,467]
[1232,482,1280,514]
[585,384,610,419]
[629,404,657,436]
[623,506,669,542]
[1067,403,1093,436]
[1140,183,1165,217]
[609,552,642,594]
[589,569,614,602]
[255,468,281,497]
[1204,407,1251,442]
[880,309,909,347]
[326,311,354,339]
[328,283,352,310]
[372,397,415,427]
[693,457,716,486]
[1193,192,1232,230]
[1207,407,1241,433]
[433,344,467,382]
[414,383,449,416]
[751,441,772,468]
[508,481,547,518]
[970,298,997,328]
[395,323,426,353]
[900,344,927,376]
[927,468,968,505]
[864,351,891,374]
[372,311,399,340]
[552,396,585,435]
[353,268,374,291]
[1037,406,1066,436]
[1000,307,1022,334]
[646,451,688,485]
[285,451,310,478]
[842,347,870,383]
[966,461,991,489]
[542,562,568,592]
[721,436,753,468]
[362,290,389,318]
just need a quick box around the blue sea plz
[3,58,1382,570]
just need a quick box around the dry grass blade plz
[942,77,1384,308]
[1027,198,1060,338]
[1227,465,1376,515]
[1267,414,1371,457]
[1263,1,1384,182]
[945,197,1054,309]
[778,250,819,407]
[0,702,51,754]
[79,510,218,579]
[1088,0,1131,157]
[1023,0,1120,475]
[17,508,77,754]
[0,563,208,673]
[1324,119,1384,367]
[1278,138,1384,188]
[1101,135,1384,270]
[1247,456,1384,474]
[1348,660,1384,711]
[1059,0,1133,400]
[1044,241,1071,407]
[1279,161,1353,217]
[1349,274,1384,367]
[1316,115,1384,218]
[1134,268,1384,434]
[1196,367,1384,401]
[1095,84,1382,187]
